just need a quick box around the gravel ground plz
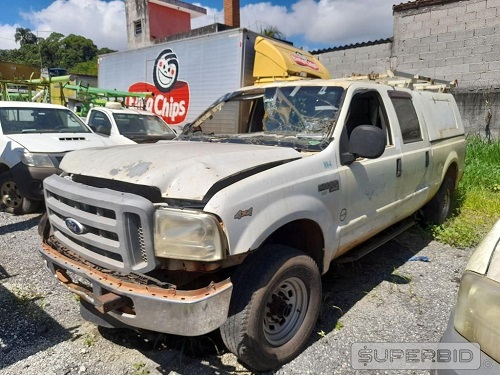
[0,208,473,375]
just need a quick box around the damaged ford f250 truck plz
[38,71,465,371]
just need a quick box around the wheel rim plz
[263,276,308,346]
[440,187,451,219]
[1,179,22,209]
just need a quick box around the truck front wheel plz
[0,171,39,215]
[220,245,321,371]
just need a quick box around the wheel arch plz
[260,219,326,274]
[0,163,10,174]
[443,161,459,190]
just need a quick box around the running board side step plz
[335,219,416,263]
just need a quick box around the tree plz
[39,32,65,69]
[97,47,116,55]
[59,34,98,69]
[14,27,38,47]
[261,26,285,40]
[3,30,113,74]
[70,59,98,76]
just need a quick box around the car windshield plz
[0,107,91,134]
[181,85,344,151]
[113,113,176,136]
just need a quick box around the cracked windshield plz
[183,85,344,151]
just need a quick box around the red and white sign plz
[126,48,190,125]
[291,52,320,71]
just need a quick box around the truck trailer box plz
[98,29,330,132]
[98,28,260,130]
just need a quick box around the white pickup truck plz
[0,102,130,214]
[38,75,466,371]
[85,104,178,144]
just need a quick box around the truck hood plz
[60,141,301,200]
[6,133,117,153]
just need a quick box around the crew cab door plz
[387,91,431,215]
[335,88,402,256]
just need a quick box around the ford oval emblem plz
[65,218,87,235]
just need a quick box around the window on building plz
[134,20,142,36]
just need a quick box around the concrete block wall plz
[314,41,392,79]
[392,0,500,88]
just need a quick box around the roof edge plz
[393,0,461,12]
[310,37,393,55]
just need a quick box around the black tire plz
[422,177,455,225]
[0,171,39,215]
[220,245,321,371]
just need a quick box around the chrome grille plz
[43,174,157,273]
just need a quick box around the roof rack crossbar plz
[343,70,456,92]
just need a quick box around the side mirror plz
[342,125,386,165]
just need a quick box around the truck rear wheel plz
[422,176,455,225]
[220,245,321,371]
[0,171,39,215]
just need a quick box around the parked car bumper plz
[11,162,61,201]
[436,310,500,375]
[39,241,233,336]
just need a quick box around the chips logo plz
[127,48,190,125]
[291,52,320,71]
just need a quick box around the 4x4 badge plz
[234,208,253,220]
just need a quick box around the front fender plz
[204,173,341,263]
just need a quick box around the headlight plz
[454,271,500,363]
[154,208,226,261]
[20,151,55,168]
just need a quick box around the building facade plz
[314,0,500,137]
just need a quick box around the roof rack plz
[344,70,457,92]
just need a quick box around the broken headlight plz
[154,207,226,261]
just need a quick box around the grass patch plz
[432,135,500,247]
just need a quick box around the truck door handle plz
[396,158,402,177]
[425,151,430,167]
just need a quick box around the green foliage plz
[431,135,500,248]
[39,32,65,69]
[132,362,150,375]
[334,320,344,331]
[70,59,98,76]
[59,34,98,68]
[6,44,41,68]
[98,47,116,55]
[15,27,38,47]
[261,26,285,40]
[1,30,115,74]
[459,135,500,192]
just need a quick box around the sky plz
[0,0,396,52]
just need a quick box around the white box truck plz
[97,29,330,130]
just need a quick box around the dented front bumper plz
[39,242,233,336]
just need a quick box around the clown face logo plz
[153,49,179,92]
[128,47,190,125]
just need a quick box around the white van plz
[0,101,130,214]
